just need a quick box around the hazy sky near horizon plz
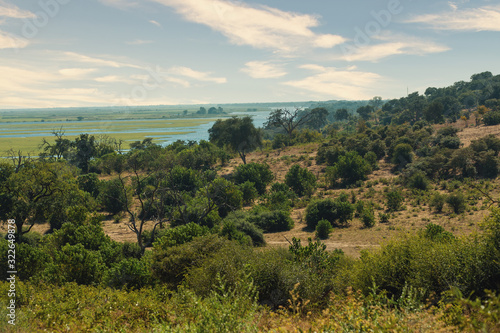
[0,0,499,109]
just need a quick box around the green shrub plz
[219,218,264,247]
[332,151,372,186]
[446,193,466,214]
[285,164,317,197]
[378,212,390,223]
[98,178,128,215]
[154,223,211,250]
[233,163,274,195]
[103,257,153,290]
[151,234,229,286]
[386,189,404,212]
[361,207,376,228]
[208,178,243,218]
[424,223,454,242]
[483,111,500,126]
[77,173,101,198]
[392,143,413,168]
[305,198,354,229]
[316,219,332,239]
[238,181,258,205]
[247,208,294,233]
[407,171,430,191]
[430,193,446,213]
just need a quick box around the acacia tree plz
[0,160,91,237]
[209,116,262,164]
[265,108,313,139]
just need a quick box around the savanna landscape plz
[1,72,500,332]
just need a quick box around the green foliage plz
[77,173,100,198]
[208,177,243,218]
[483,111,500,125]
[265,182,297,210]
[153,223,211,250]
[220,218,263,246]
[305,198,354,229]
[430,192,446,213]
[98,178,128,215]
[284,164,317,197]
[102,256,153,290]
[424,223,455,242]
[446,193,466,214]
[166,165,202,193]
[209,116,262,164]
[316,219,332,239]
[233,162,274,195]
[386,189,404,212]
[330,151,372,186]
[392,143,413,168]
[151,234,229,286]
[406,171,430,191]
[247,207,294,233]
[238,181,258,205]
[361,206,376,228]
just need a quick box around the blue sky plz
[0,0,499,108]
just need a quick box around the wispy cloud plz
[126,39,154,45]
[339,33,449,62]
[0,1,36,19]
[0,31,29,49]
[99,0,139,9]
[149,0,345,53]
[408,4,500,31]
[149,20,162,27]
[59,68,98,79]
[241,61,287,79]
[61,51,143,69]
[284,65,381,100]
[169,66,227,84]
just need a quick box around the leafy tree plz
[330,151,371,186]
[334,108,349,121]
[308,107,329,130]
[71,134,97,173]
[233,163,274,195]
[316,219,332,239]
[284,164,317,197]
[207,178,243,218]
[39,128,72,160]
[305,198,354,229]
[0,160,90,237]
[424,101,445,123]
[356,105,374,120]
[265,108,313,139]
[386,189,404,212]
[209,116,262,164]
[392,143,413,168]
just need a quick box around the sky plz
[0,0,499,109]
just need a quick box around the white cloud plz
[61,51,143,69]
[339,33,450,62]
[284,65,381,100]
[0,1,36,19]
[126,39,154,45]
[408,4,500,31]
[0,31,29,49]
[59,68,97,78]
[149,20,162,27]
[241,61,287,79]
[169,66,227,84]
[99,0,139,9]
[149,0,345,52]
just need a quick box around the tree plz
[330,151,371,186]
[265,108,313,139]
[233,163,274,195]
[308,107,329,130]
[71,134,97,173]
[334,108,349,121]
[356,105,374,120]
[209,116,262,164]
[39,128,72,160]
[424,101,444,123]
[0,160,91,237]
[369,96,383,110]
[285,164,317,197]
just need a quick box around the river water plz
[0,111,272,147]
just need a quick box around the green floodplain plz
[0,104,277,156]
